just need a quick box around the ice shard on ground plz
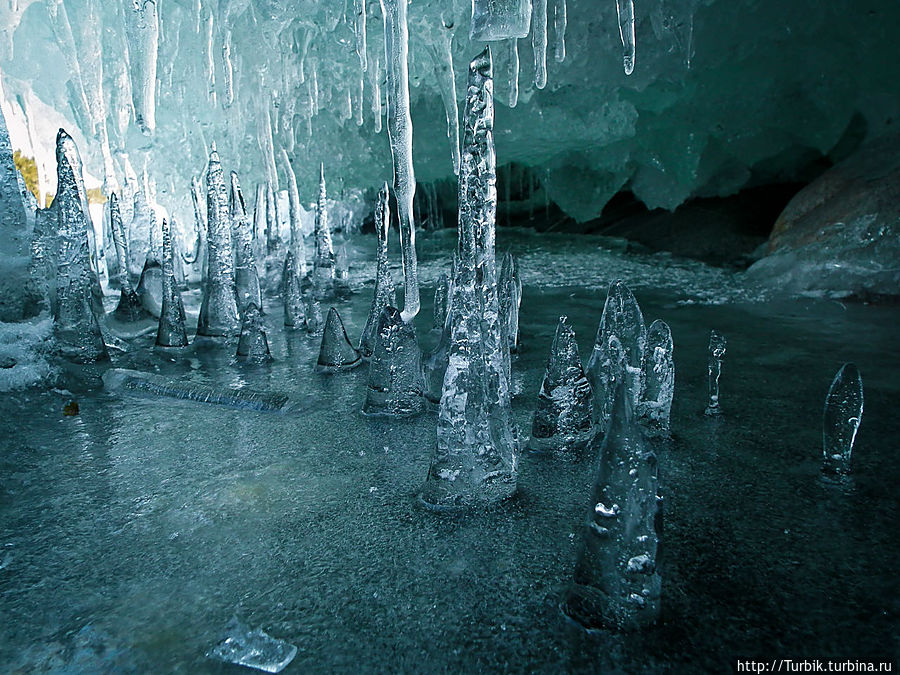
[207,616,297,674]
[237,303,272,363]
[282,252,306,329]
[563,382,662,631]
[317,307,362,371]
[197,144,241,337]
[822,363,863,475]
[363,306,425,416]
[421,48,518,510]
[359,183,396,357]
[155,219,189,348]
[638,320,674,437]
[704,330,726,416]
[587,280,647,433]
[230,171,262,315]
[499,251,522,352]
[528,316,593,452]
[313,164,336,299]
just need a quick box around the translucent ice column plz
[528,317,593,452]
[587,280,647,433]
[470,0,532,40]
[532,0,548,88]
[229,172,262,315]
[156,219,189,348]
[313,164,336,299]
[704,330,726,416]
[197,144,241,337]
[563,383,661,631]
[421,48,518,511]
[638,319,674,437]
[359,183,396,358]
[109,193,149,322]
[317,307,362,372]
[363,306,425,417]
[380,0,420,320]
[822,363,863,475]
[280,149,307,279]
[236,303,273,363]
[282,251,306,329]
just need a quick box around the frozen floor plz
[1,231,898,673]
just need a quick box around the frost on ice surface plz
[638,319,674,437]
[237,303,273,363]
[207,616,297,674]
[564,383,661,631]
[317,307,362,372]
[359,183,396,358]
[528,316,593,453]
[421,48,518,511]
[363,306,425,417]
[155,219,189,348]
[471,0,532,41]
[822,363,863,475]
[704,329,726,416]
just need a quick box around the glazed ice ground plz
[1,231,897,673]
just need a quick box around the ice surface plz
[822,363,863,475]
[704,329,726,416]
[638,319,674,437]
[421,48,518,510]
[616,0,636,75]
[528,316,593,452]
[237,303,273,363]
[207,616,297,674]
[586,280,646,433]
[363,306,425,417]
[563,383,661,631]
[359,184,397,358]
[281,252,306,329]
[230,172,263,315]
[317,307,362,372]
[155,219,189,348]
[471,0,532,41]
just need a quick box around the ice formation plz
[563,382,662,631]
[183,176,208,280]
[498,252,522,352]
[528,316,593,452]
[587,280,647,433]
[155,219,189,348]
[470,0,532,41]
[363,306,425,417]
[313,164,336,299]
[237,303,273,363]
[305,296,324,335]
[229,172,262,315]
[135,251,162,318]
[359,184,396,358]
[122,0,159,133]
[704,330,726,416]
[281,252,306,329]
[280,149,306,280]
[432,273,451,333]
[380,0,420,321]
[197,145,241,338]
[616,0,636,75]
[109,193,150,322]
[552,0,567,62]
[822,363,863,475]
[317,307,362,372]
[532,0,548,89]
[0,95,27,321]
[207,616,297,674]
[421,48,518,511]
[638,319,674,437]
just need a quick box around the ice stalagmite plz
[282,252,305,329]
[229,172,262,315]
[528,317,593,452]
[616,0,636,75]
[499,252,522,352]
[184,175,208,282]
[313,164,335,299]
[380,0,420,320]
[156,219,189,348]
[421,48,518,510]
[470,0,532,40]
[432,273,450,332]
[587,280,647,433]
[252,183,267,267]
[822,363,863,475]
[532,0,548,88]
[638,320,674,437]
[0,90,28,321]
[363,306,425,417]
[110,193,149,322]
[280,149,306,279]
[123,0,159,133]
[237,304,272,363]
[53,142,107,362]
[197,144,241,337]
[704,330,726,416]
[136,214,162,318]
[306,297,324,335]
[552,0,567,62]
[360,184,396,358]
[316,307,362,372]
[563,383,662,631]
[265,182,280,255]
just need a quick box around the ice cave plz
[0,0,897,671]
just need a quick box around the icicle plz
[355,76,365,127]
[156,219,189,348]
[205,11,216,103]
[355,0,368,73]
[123,0,160,133]
[552,0,567,62]
[371,54,383,134]
[279,149,307,278]
[617,0,636,75]
[45,0,91,131]
[428,18,461,175]
[222,30,234,108]
[507,38,519,108]
[532,0,548,89]
[380,0,420,320]
[359,183,397,357]
[258,103,279,191]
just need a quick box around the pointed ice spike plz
[822,363,863,475]
[363,306,425,416]
[638,320,674,436]
[280,149,307,278]
[156,220,189,348]
[306,296,324,335]
[704,330,726,416]
[236,304,273,363]
[282,252,306,329]
[265,181,280,255]
[421,48,518,511]
[197,145,241,337]
[528,317,593,452]
[110,193,150,322]
[432,273,450,332]
[230,171,262,315]
[563,382,662,631]
[316,307,362,371]
[499,252,522,352]
[587,280,647,433]
[0,93,28,320]
[313,163,336,299]
[52,147,107,363]
[360,183,397,357]
[617,0,636,75]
